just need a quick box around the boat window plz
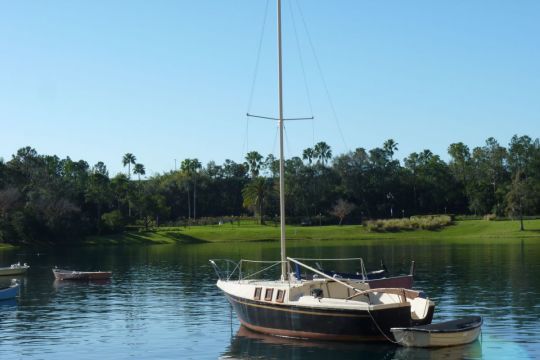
[276,289,285,303]
[254,287,262,300]
[264,288,274,301]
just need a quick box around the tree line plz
[0,134,539,245]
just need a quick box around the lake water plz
[0,237,538,359]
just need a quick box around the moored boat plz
[0,263,30,276]
[212,0,436,342]
[213,257,435,341]
[0,280,20,300]
[52,268,112,281]
[390,316,482,347]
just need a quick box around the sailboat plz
[211,0,435,341]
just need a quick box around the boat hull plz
[225,292,434,341]
[53,269,112,281]
[391,316,482,347]
[0,266,29,276]
[0,284,20,300]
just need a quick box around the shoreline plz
[83,219,540,246]
[2,219,539,250]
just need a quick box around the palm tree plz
[242,177,270,224]
[302,147,315,165]
[122,153,136,217]
[133,163,145,181]
[313,142,332,165]
[383,139,399,160]
[245,151,263,178]
[122,153,137,179]
[181,158,202,219]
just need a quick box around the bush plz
[364,215,452,232]
[101,210,125,233]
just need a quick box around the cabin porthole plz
[276,289,285,303]
[253,287,262,300]
[264,288,274,301]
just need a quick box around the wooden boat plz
[391,316,482,347]
[0,263,30,276]
[0,280,20,300]
[52,268,112,281]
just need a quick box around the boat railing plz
[209,259,240,281]
[209,259,286,281]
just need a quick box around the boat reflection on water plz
[393,340,482,360]
[0,298,18,310]
[52,278,111,290]
[222,326,483,360]
[221,326,397,360]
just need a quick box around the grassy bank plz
[84,219,540,246]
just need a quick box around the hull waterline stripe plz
[239,320,386,341]
[228,294,370,318]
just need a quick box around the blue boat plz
[0,281,20,300]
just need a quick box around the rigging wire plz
[294,0,349,152]
[247,0,271,114]
[272,123,279,157]
[288,0,315,147]
[243,0,271,155]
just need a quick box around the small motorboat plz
[391,316,482,347]
[0,280,20,300]
[0,263,30,276]
[52,268,112,281]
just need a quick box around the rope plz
[362,288,400,344]
[367,306,400,344]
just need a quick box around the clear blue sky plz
[1,0,539,176]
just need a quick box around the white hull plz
[0,264,29,276]
[391,317,482,347]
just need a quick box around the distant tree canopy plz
[1,135,540,245]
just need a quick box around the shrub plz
[101,210,125,233]
[364,215,452,232]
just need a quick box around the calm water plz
[0,238,539,359]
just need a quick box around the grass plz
[84,219,540,246]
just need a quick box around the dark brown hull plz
[225,293,434,342]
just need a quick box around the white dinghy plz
[391,316,482,347]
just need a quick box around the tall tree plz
[242,177,271,224]
[133,163,146,181]
[181,158,202,219]
[245,151,264,178]
[122,153,137,179]
[506,171,534,231]
[302,147,315,165]
[313,142,332,165]
[383,139,399,160]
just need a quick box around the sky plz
[1,0,539,177]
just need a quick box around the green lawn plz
[84,219,540,246]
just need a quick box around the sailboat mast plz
[277,0,287,280]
